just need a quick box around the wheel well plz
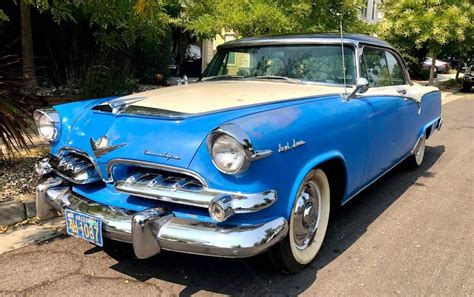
[317,158,347,209]
[425,126,432,139]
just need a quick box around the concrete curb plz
[0,198,36,226]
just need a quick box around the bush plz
[79,52,139,99]
[417,69,438,80]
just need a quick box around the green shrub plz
[79,52,139,99]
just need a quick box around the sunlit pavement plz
[0,93,472,296]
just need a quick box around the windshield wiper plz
[251,75,302,84]
[201,75,246,81]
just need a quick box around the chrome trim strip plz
[106,158,208,186]
[37,178,288,258]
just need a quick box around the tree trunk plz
[455,59,463,81]
[428,52,437,86]
[20,0,37,88]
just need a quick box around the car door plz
[359,46,415,182]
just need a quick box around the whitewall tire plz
[406,133,426,169]
[269,168,331,273]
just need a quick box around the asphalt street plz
[0,94,472,296]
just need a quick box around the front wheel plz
[269,168,331,273]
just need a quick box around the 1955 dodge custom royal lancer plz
[34,34,442,273]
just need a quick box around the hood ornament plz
[90,136,126,158]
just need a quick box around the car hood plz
[56,81,344,173]
[120,80,345,114]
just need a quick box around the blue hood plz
[51,92,334,175]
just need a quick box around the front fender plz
[188,95,368,221]
[286,151,347,218]
[51,97,115,153]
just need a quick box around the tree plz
[182,0,369,39]
[379,0,473,85]
[20,0,36,88]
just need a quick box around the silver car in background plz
[422,58,451,73]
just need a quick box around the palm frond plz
[0,44,38,159]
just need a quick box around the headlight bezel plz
[207,124,272,175]
[33,108,61,142]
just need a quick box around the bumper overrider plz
[36,176,288,259]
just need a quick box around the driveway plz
[0,95,473,296]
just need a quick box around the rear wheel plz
[406,133,426,170]
[269,169,331,273]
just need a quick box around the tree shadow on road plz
[102,145,445,296]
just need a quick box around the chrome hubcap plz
[292,181,321,250]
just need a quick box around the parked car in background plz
[462,62,473,92]
[34,34,442,273]
[422,58,451,73]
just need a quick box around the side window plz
[362,47,391,87]
[385,52,406,85]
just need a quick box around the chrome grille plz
[115,171,214,208]
[49,150,100,184]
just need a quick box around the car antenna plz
[338,15,348,100]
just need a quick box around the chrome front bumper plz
[36,177,288,259]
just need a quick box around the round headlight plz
[210,134,250,174]
[34,109,60,142]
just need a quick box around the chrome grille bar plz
[49,151,100,184]
[116,171,213,208]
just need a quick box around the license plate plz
[65,209,103,247]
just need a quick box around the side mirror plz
[348,78,370,99]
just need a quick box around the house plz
[360,0,384,24]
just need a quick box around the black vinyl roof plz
[218,33,394,50]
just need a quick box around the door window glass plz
[385,52,406,85]
[362,47,391,87]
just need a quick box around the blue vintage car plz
[34,34,442,273]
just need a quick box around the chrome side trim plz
[106,158,208,186]
[37,178,288,258]
[437,117,443,131]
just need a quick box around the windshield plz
[202,45,356,85]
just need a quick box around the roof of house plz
[218,33,394,50]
